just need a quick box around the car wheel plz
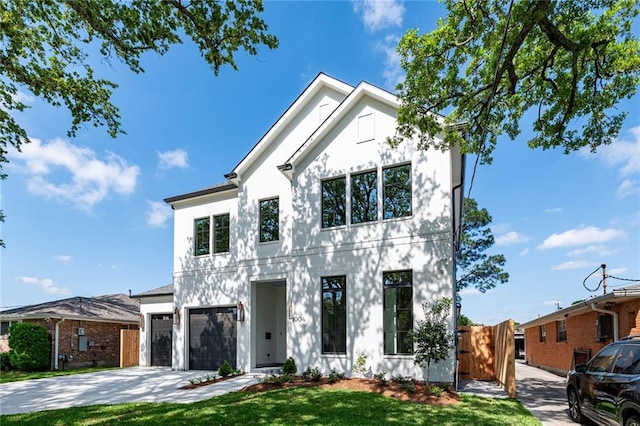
[567,387,583,423]
[626,415,640,426]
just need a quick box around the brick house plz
[519,284,640,376]
[0,294,139,370]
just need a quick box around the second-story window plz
[383,164,412,219]
[322,177,346,228]
[194,217,210,256]
[259,198,279,242]
[351,170,377,224]
[213,214,230,253]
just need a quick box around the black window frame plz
[213,213,230,253]
[321,176,346,228]
[194,217,210,256]
[351,169,378,224]
[383,163,412,219]
[321,275,347,354]
[383,270,413,355]
[259,198,280,243]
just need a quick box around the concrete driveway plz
[0,367,262,415]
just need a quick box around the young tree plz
[457,198,509,293]
[411,297,455,384]
[391,0,640,164]
[0,0,279,247]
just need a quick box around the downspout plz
[590,303,619,341]
[54,318,66,370]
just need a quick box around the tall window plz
[383,270,413,355]
[259,198,279,242]
[322,177,346,228]
[383,164,412,219]
[351,170,377,224]
[322,276,347,354]
[539,324,547,343]
[194,217,210,256]
[213,214,230,253]
[557,319,567,342]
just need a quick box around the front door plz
[253,281,287,368]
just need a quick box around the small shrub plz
[302,366,322,382]
[374,371,387,385]
[282,357,297,375]
[429,384,447,397]
[8,323,50,371]
[353,351,368,377]
[327,369,345,383]
[260,373,294,386]
[189,377,202,385]
[0,352,13,371]
[218,360,233,377]
[391,374,416,393]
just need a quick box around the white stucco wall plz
[138,296,173,367]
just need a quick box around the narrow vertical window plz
[383,164,412,219]
[539,324,546,343]
[259,198,279,242]
[321,177,346,228]
[383,270,413,355]
[194,217,210,256]
[322,276,347,354]
[213,214,230,253]
[557,319,567,342]
[351,170,377,224]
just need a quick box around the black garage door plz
[151,314,173,367]
[189,307,237,370]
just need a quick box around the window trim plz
[194,216,211,256]
[213,213,230,254]
[383,269,413,355]
[259,197,280,243]
[321,275,347,355]
[351,169,378,225]
[321,176,347,229]
[557,319,567,342]
[540,324,547,343]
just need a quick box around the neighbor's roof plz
[131,284,174,299]
[0,293,140,323]
[519,283,640,329]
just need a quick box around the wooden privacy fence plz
[120,329,139,368]
[458,320,515,398]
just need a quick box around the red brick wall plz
[11,319,138,370]
[525,300,640,375]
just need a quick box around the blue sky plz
[2,1,639,326]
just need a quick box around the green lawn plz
[0,367,119,384]
[0,386,541,426]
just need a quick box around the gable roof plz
[131,284,174,298]
[519,283,640,330]
[225,72,353,185]
[164,182,236,206]
[0,294,140,324]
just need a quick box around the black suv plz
[567,336,640,426]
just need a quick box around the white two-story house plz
[137,73,465,383]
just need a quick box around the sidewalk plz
[515,361,574,426]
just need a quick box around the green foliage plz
[457,314,473,327]
[352,350,368,377]
[391,374,416,393]
[457,198,509,294]
[0,352,13,371]
[374,371,387,385]
[392,0,640,164]
[0,0,279,182]
[428,384,447,398]
[7,323,50,371]
[217,360,233,377]
[259,373,294,386]
[327,369,345,384]
[282,356,297,375]
[410,298,455,384]
[302,366,322,382]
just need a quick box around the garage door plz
[151,314,173,367]
[189,307,237,370]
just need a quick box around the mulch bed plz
[179,373,244,390]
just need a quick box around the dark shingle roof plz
[131,284,174,298]
[0,294,139,323]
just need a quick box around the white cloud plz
[55,255,73,265]
[519,248,530,256]
[375,34,403,90]
[538,226,626,250]
[459,287,481,296]
[617,179,640,198]
[16,276,71,295]
[353,0,404,31]
[495,231,530,246]
[8,138,140,211]
[157,149,189,169]
[543,300,562,307]
[607,267,628,276]
[566,245,617,258]
[552,260,593,270]
[146,200,173,228]
[581,126,640,176]
[544,207,563,214]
